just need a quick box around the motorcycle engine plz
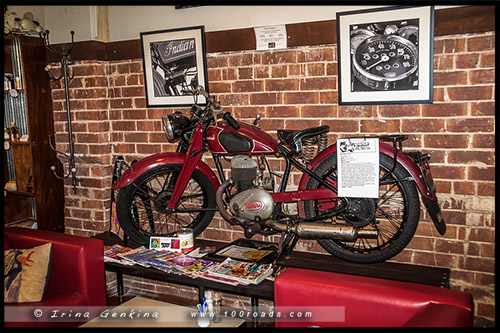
[228,155,275,221]
[230,155,257,192]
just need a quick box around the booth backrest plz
[274,267,473,327]
[4,227,106,307]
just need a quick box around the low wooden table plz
[94,231,451,325]
[94,231,450,288]
[80,296,245,328]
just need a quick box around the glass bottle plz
[10,122,19,141]
[213,292,222,323]
[205,290,214,319]
[4,128,10,150]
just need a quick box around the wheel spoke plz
[376,207,403,231]
[129,170,205,236]
[179,192,205,201]
[132,184,161,206]
[377,182,400,206]
[375,225,396,242]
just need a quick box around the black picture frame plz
[337,6,434,105]
[140,26,208,107]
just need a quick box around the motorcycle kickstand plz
[273,232,299,265]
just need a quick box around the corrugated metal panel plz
[4,38,29,180]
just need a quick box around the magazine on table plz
[117,247,155,267]
[166,254,214,276]
[147,251,183,273]
[215,245,274,262]
[149,253,212,276]
[104,244,136,265]
[188,246,217,258]
[206,257,273,285]
[210,238,278,263]
[196,261,248,286]
[198,272,248,286]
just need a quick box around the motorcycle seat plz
[277,125,330,153]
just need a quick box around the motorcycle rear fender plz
[297,142,446,234]
[298,141,436,200]
[111,152,220,191]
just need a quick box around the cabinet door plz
[12,143,34,193]
[4,193,32,224]
[4,39,12,73]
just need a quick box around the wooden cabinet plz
[4,36,64,232]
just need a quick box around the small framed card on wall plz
[337,6,434,105]
[140,26,208,107]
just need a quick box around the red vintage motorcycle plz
[113,86,446,263]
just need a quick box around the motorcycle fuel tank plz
[206,121,278,154]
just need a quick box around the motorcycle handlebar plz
[181,86,207,97]
[182,86,219,108]
[223,112,240,130]
[184,85,238,128]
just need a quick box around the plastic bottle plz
[10,122,19,141]
[213,291,222,323]
[15,76,21,90]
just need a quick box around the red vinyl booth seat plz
[274,267,473,327]
[4,227,107,327]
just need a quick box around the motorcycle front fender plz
[111,152,220,191]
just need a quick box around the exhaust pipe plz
[217,179,378,241]
[264,220,378,241]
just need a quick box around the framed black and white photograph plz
[337,6,434,105]
[140,26,208,107]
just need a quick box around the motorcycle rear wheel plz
[116,164,216,245]
[303,153,420,263]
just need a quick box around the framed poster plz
[337,6,434,105]
[140,26,208,107]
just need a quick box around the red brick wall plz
[50,31,495,326]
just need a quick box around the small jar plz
[10,122,19,141]
[213,292,222,323]
[4,128,10,150]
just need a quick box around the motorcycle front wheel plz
[116,164,216,245]
[303,153,420,263]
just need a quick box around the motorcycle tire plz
[303,153,420,263]
[116,164,216,245]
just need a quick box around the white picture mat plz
[141,28,207,106]
[338,6,433,104]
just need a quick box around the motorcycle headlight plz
[162,112,190,142]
